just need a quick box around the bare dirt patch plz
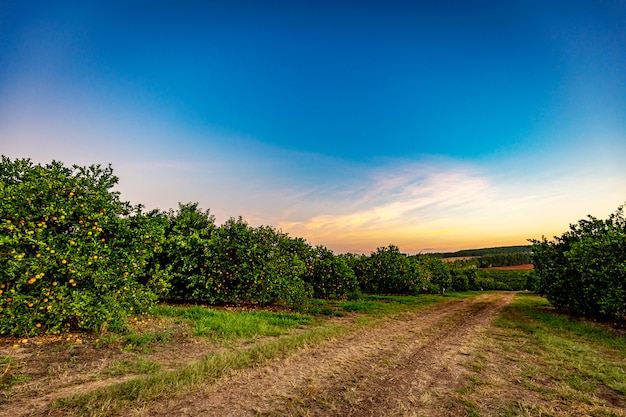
[140,292,515,417]
[486,264,534,270]
[0,318,211,417]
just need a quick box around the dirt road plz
[141,292,515,417]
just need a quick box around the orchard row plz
[1,157,533,336]
[531,203,626,319]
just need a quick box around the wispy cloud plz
[295,166,490,230]
[276,162,494,250]
[275,152,625,253]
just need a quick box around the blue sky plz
[1,0,625,253]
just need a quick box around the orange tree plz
[302,246,359,299]
[449,268,470,291]
[159,202,215,299]
[341,253,369,291]
[359,245,423,295]
[532,203,626,319]
[411,255,452,294]
[0,157,166,336]
[187,217,312,307]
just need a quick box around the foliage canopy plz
[532,204,626,318]
[0,157,166,335]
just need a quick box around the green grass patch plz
[106,358,161,376]
[338,300,382,314]
[123,330,173,351]
[498,293,626,396]
[0,355,11,367]
[497,293,626,354]
[0,355,30,390]
[303,299,343,316]
[459,292,626,415]
[1,355,15,390]
[476,269,530,290]
[365,294,422,304]
[303,293,458,316]
[306,306,343,316]
[303,293,458,317]
[152,305,313,340]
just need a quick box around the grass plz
[55,324,347,415]
[476,269,530,290]
[305,291,476,317]
[0,355,31,392]
[458,292,626,416]
[152,305,313,339]
[53,292,463,416]
[338,300,382,313]
[123,330,173,351]
[106,358,161,376]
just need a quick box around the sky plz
[1,0,625,254]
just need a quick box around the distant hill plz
[432,245,532,258]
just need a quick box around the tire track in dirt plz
[333,292,515,417]
[141,292,515,417]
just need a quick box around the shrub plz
[0,157,165,335]
[342,253,371,294]
[449,268,469,291]
[159,202,215,299]
[413,255,451,293]
[532,203,626,318]
[197,218,312,307]
[359,245,430,295]
[525,270,539,292]
[302,246,359,299]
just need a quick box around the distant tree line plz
[441,252,532,269]
[475,253,532,268]
[433,245,532,258]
